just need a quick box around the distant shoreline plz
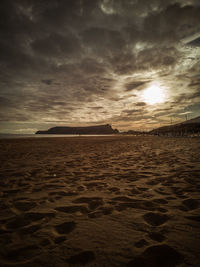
[0,134,120,140]
[0,133,199,140]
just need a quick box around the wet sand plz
[0,136,200,266]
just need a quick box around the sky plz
[0,0,200,133]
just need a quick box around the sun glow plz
[142,84,165,105]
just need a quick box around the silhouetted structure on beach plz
[150,116,200,137]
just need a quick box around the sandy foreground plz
[0,136,200,267]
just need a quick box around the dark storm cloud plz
[154,107,172,112]
[125,81,148,91]
[113,113,152,123]
[189,82,200,87]
[82,27,126,58]
[189,76,200,87]
[171,94,188,105]
[41,79,54,85]
[153,110,174,118]
[172,88,200,105]
[188,91,200,100]
[80,58,108,75]
[142,3,200,45]
[0,97,14,108]
[135,102,146,107]
[136,47,181,71]
[122,109,143,115]
[31,32,82,59]
[185,102,200,112]
[0,0,200,132]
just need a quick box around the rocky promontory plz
[35,124,119,135]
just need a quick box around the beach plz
[0,136,200,266]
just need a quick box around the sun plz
[142,84,165,105]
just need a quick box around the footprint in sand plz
[67,251,95,265]
[77,185,85,191]
[108,187,121,193]
[128,187,141,195]
[135,239,149,248]
[55,205,89,214]
[137,187,148,192]
[99,206,113,215]
[127,244,183,267]
[6,215,31,229]
[6,212,55,230]
[182,198,199,210]
[148,231,166,242]
[49,191,78,197]
[112,197,158,212]
[72,197,104,211]
[87,205,113,218]
[40,238,51,247]
[112,196,135,202]
[154,188,170,196]
[88,199,103,210]
[54,236,66,244]
[14,201,37,211]
[84,182,106,190]
[143,212,170,226]
[72,196,103,204]
[54,221,76,234]
[153,198,168,204]
[24,212,55,221]
[88,211,103,218]
[2,245,40,262]
[157,207,168,213]
[19,224,41,235]
[185,215,200,222]
[146,180,160,186]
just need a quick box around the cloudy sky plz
[0,0,200,133]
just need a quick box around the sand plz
[0,136,200,266]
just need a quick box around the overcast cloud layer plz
[0,0,200,133]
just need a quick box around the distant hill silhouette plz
[150,116,200,136]
[35,124,119,135]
